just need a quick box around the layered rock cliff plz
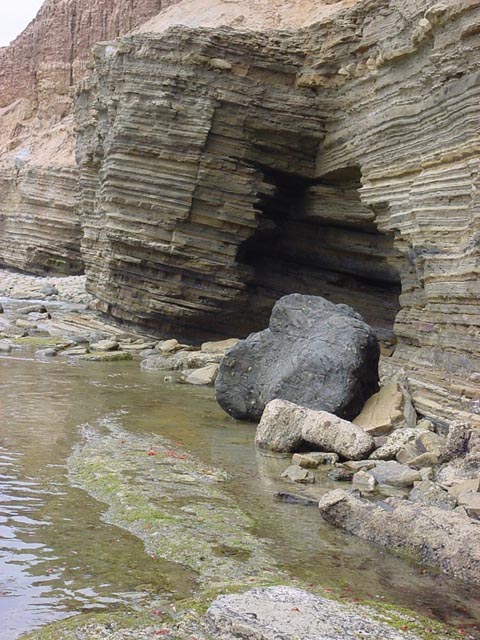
[75,0,480,428]
[0,0,181,273]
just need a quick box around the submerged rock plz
[206,586,425,640]
[215,295,379,422]
[318,489,480,585]
[281,465,315,484]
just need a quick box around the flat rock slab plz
[206,586,423,640]
[318,489,480,585]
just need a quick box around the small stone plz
[201,338,239,353]
[408,452,439,468]
[353,382,416,436]
[371,428,429,461]
[78,351,133,362]
[416,431,446,456]
[448,477,480,498]
[273,492,318,506]
[409,480,457,510]
[15,318,37,329]
[457,492,480,520]
[184,363,219,386]
[292,452,339,468]
[159,339,180,353]
[281,465,315,484]
[0,341,12,353]
[35,348,58,358]
[370,461,421,487]
[419,466,434,481]
[328,467,354,482]
[0,303,4,313]
[89,339,119,352]
[343,460,377,471]
[352,470,377,493]
[396,442,421,464]
[377,484,410,499]
[40,284,58,296]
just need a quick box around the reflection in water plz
[0,352,479,639]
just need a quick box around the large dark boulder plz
[215,294,379,421]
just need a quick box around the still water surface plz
[0,350,479,638]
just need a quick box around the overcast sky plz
[0,0,45,46]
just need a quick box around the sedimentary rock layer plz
[0,0,182,274]
[76,0,479,429]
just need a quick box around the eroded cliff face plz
[75,0,480,428]
[0,0,180,274]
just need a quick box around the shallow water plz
[0,349,479,638]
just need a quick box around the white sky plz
[0,0,45,46]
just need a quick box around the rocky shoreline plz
[1,270,478,639]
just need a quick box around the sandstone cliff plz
[0,0,182,273]
[75,0,479,428]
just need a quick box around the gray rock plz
[17,304,48,315]
[141,350,223,371]
[40,284,58,296]
[281,465,315,484]
[370,461,421,487]
[371,428,428,460]
[292,452,339,468]
[255,400,375,460]
[0,341,13,353]
[273,492,318,506]
[206,586,424,640]
[215,294,379,421]
[184,363,219,386]
[35,348,58,358]
[0,303,4,313]
[343,460,377,471]
[409,480,457,510]
[254,399,305,453]
[89,339,119,352]
[318,489,480,585]
[352,470,376,493]
[328,467,354,482]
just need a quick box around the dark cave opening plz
[237,165,402,341]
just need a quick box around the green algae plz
[67,425,280,588]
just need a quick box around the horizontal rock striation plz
[0,165,82,274]
[76,0,479,429]
[0,0,182,275]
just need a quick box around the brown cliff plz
[75,0,480,428]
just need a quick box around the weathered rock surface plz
[74,0,480,431]
[206,586,425,640]
[409,480,457,511]
[215,295,379,421]
[0,0,179,274]
[318,489,480,585]
[353,382,416,436]
[255,399,375,460]
[369,461,421,488]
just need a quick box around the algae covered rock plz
[216,294,379,422]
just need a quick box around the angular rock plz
[396,442,422,465]
[281,465,315,484]
[353,382,416,436]
[343,460,377,472]
[448,478,480,499]
[416,431,446,456]
[273,492,318,507]
[206,586,424,640]
[328,467,354,482]
[408,452,439,468]
[158,339,180,353]
[184,363,219,386]
[255,400,306,454]
[371,428,429,461]
[370,461,421,488]
[141,351,223,372]
[89,339,119,352]
[352,470,376,493]
[409,480,457,511]
[457,493,480,520]
[292,452,339,468]
[216,295,379,422]
[201,338,239,354]
[255,399,375,460]
[318,489,480,585]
